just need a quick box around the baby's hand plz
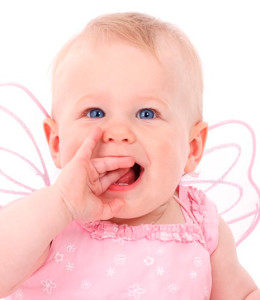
[53,127,134,222]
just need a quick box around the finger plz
[92,156,135,174]
[99,168,130,193]
[74,127,103,162]
[100,198,126,220]
[86,194,126,221]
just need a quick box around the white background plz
[0,0,260,294]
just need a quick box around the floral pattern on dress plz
[54,252,64,263]
[14,289,23,299]
[194,256,204,267]
[128,284,145,299]
[113,253,126,265]
[156,266,165,276]
[190,270,198,279]
[41,279,56,294]
[106,267,116,277]
[66,243,76,253]
[80,280,92,290]
[168,283,179,294]
[144,256,154,266]
[65,262,74,271]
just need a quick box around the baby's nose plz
[102,124,135,144]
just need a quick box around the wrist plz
[48,185,74,224]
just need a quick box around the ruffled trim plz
[77,221,205,244]
[185,186,209,241]
[76,186,210,245]
[187,186,207,226]
[183,185,219,253]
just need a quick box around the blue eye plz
[86,108,105,118]
[137,109,156,119]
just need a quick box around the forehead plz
[55,36,184,78]
[51,37,189,117]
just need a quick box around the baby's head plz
[44,12,208,221]
[52,12,203,124]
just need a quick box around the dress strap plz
[174,186,204,228]
[176,185,219,254]
[173,187,206,244]
[173,194,193,224]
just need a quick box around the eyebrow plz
[75,94,103,104]
[75,93,171,109]
[135,96,171,108]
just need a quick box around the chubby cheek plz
[58,127,87,167]
[152,134,189,189]
[58,139,79,167]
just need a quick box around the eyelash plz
[136,108,160,119]
[85,108,105,118]
[82,107,161,119]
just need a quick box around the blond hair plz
[52,12,203,121]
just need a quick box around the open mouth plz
[113,163,143,186]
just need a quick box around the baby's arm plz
[210,218,260,299]
[0,186,72,296]
[0,127,134,297]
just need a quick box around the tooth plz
[113,183,129,186]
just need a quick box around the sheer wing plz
[181,120,260,246]
[0,82,56,206]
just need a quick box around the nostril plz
[106,137,128,142]
[105,137,130,143]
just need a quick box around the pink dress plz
[6,186,219,300]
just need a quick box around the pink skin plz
[45,39,206,225]
[49,126,135,221]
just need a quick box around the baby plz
[0,12,259,299]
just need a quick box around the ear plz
[43,118,61,168]
[184,121,208,173]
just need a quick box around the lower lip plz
[108,169,144,192]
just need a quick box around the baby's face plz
[51,38,195,220]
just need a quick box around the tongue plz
[115,168,136,185]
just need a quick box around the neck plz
[110,196,185,226]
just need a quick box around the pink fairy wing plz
[181,120,260,246]
[0,83,56,206]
